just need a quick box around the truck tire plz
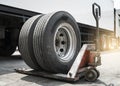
[19,15,43,70]
[107,36,112,50]
[33,11,81,73]
[0,28,18,56]
[0,43,16,56]
[100,34,107,50]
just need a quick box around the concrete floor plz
[0,49,120,86]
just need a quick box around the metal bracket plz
[67,44,95,78]
[15,44,100,82]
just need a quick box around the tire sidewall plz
[43,11,81,73]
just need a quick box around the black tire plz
[0,28,18,56]
[94,69,100,78]
[19,15,43,70]
[33,11,81,73]
[0,43,16,56]
[85,69,98,82]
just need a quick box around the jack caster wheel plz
[85,69,98,82]
[94,69,100,78]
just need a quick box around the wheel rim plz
[54,22,77,62]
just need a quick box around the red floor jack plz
[15,44,101,82]
[15,3,101,82]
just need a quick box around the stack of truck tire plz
[19,11,81,73]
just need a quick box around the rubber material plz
[85,69,98,82]
[0,43,16,56]
[33,11,81,73]
[0,29,18,56]
[19,15,42,70]
[94,69,100,78]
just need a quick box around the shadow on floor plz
[0,55,28,75]
[0,55,21,60]
[22,75,65,86]
[75,79,114,86]
[21,74,114,86]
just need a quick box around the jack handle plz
[92,3,101,21]
[92,3,101,52]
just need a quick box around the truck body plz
[0,0,114,31]
[0,0,119,57]
[116,9,120,37]
[116,9,120,47]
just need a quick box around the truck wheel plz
[100,34,107,50]
[0,28,18,56]
[0,43,16,56]
[118,37,120,47]
[33,11,81,73]
[107,36,112,49]
[85,69,98,82]
[19,15,43,70]
[94,69,100,78]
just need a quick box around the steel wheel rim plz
[54,22,77,62]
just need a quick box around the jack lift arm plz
[15,44,101,82]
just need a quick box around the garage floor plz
[0,49,120,86]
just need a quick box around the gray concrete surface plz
[0,49,120,86]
